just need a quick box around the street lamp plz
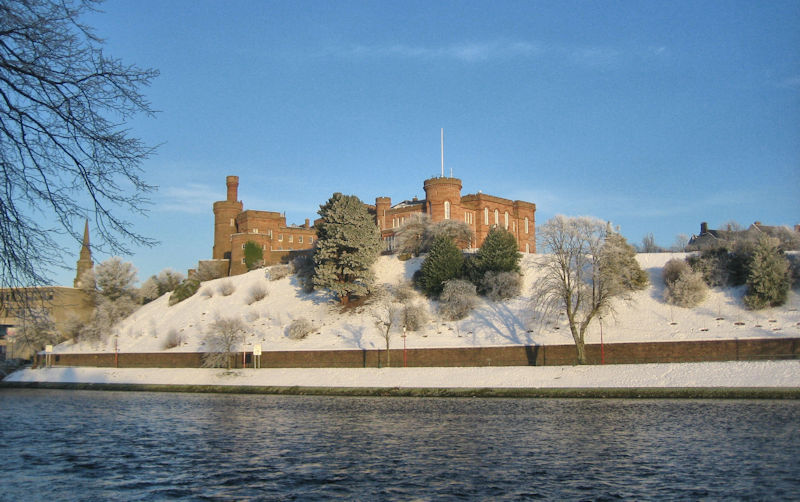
[402,326,407,367]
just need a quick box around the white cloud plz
[159,183,218,214]
[324,40,542,63]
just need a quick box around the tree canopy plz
[1,0,158,293]
[313,193,382,304]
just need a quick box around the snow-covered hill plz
[54,253,800,354]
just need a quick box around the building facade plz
[211,175,536,277]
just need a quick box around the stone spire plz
[74,220,93,288]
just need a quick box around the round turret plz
[423,177,462,222]
[213,176,243,260]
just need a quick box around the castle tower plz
[423,177,462,222]
[375,196,391,230]
[212,176,244,260]
[74,220,93,287]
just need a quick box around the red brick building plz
[210,175,536,277]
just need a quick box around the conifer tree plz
[471,227,520,279]
[313,193,382,304]
[743,236,790,309]
[244,241,264,270]
[599,229,649,294]
[417,236,464,296]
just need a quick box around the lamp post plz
[402,326,407,367]
[599,316,605,365]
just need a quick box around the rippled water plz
[1,390,798,500]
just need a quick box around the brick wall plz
[42,338,799,369]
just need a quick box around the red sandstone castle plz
[211,175,536,277]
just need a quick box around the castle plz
[210,175,536,277]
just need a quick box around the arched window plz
[484,207,489,225]
[444,201,451,220]
[494,209,499,225]
[504,211,509,229]
[524,217,529,234]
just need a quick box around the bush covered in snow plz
[438,279,477,321]
[743,236,791,309]
[218,280,235,296]
[480,271,522,301]
[268,264,292,282]
[246,284,268,305]
[202,317,246,369]
[403,302,429,331]
[287,318,314,340]
[162,329,182,349]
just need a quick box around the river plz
[1,389,798,500]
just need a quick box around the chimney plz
[226,175,239,202]
[700,222,708,234]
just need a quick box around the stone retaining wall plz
[41,337,800,369]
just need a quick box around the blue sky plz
[51,0,800,285]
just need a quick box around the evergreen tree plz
[417,236,464,296]
[313,193,382,304]
[743,236,790,309]
[471,227,520,279]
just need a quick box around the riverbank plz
[3,360,798,398]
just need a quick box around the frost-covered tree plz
[599,229,649,294]
[202,317,246,369]
[7,309,59,358]
[76,257,139,342]
[531,216,645,364]
[417,235,464,296]
[639,233,662,253]
[394,214,430,256]
[743,236,790,309]
[370,287,403,367]
[141,268,184,303]
[423,220,474,251]
[438,279,478,321]
[313,193,382,305]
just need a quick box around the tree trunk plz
[574,341,587,365]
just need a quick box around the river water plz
[1,389,798,500]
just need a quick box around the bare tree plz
[370,287,402,367]
[394,213,430,256]
[531,215,645,364]
[202,317,247,369]
[0,0,158,298]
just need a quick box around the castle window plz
[242,243,246,249]
[504,212,509,229]
[484,208,489,225]
[230,218,235,227]
[252,228,258,234]
[444,201,451,220]
[289,235,293,243]
[278,234,283,242]
[524,217,529,234]
[298,236,303,243]
[494,209,499,225]
[241,258,246,264]
[526,243,530,253]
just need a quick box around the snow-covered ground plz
[6,361,799,388]
[53,253,800,355]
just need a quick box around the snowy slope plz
[53,253,800,354]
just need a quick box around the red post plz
[600,318,605,365]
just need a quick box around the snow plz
[6,361,799,388]
[52,253,800,355]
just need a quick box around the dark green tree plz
[743,236,790,309]
[417,236,464,297]
[313,193,382,305]
[243,241,264,270]
[471,227,520,279]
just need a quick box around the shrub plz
[662,258,690,286]
[244,241,264,270]
[246,284,268,305]
[470,227,520,282]
[664,270,707,307]
[393,281,417,304]
[218,280,235,296]
[687,247,734,287]
[480,271,522,301]
[287,318,314,340]
[200,287,213,298]
[268,264,292,281]
[417,236,464,297]
[438,279,477,321]
[169,278,200,306]
[743,236,791,309]
[162,329,182,349]
[403,302,429,331]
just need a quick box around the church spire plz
[74,220,93,288]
